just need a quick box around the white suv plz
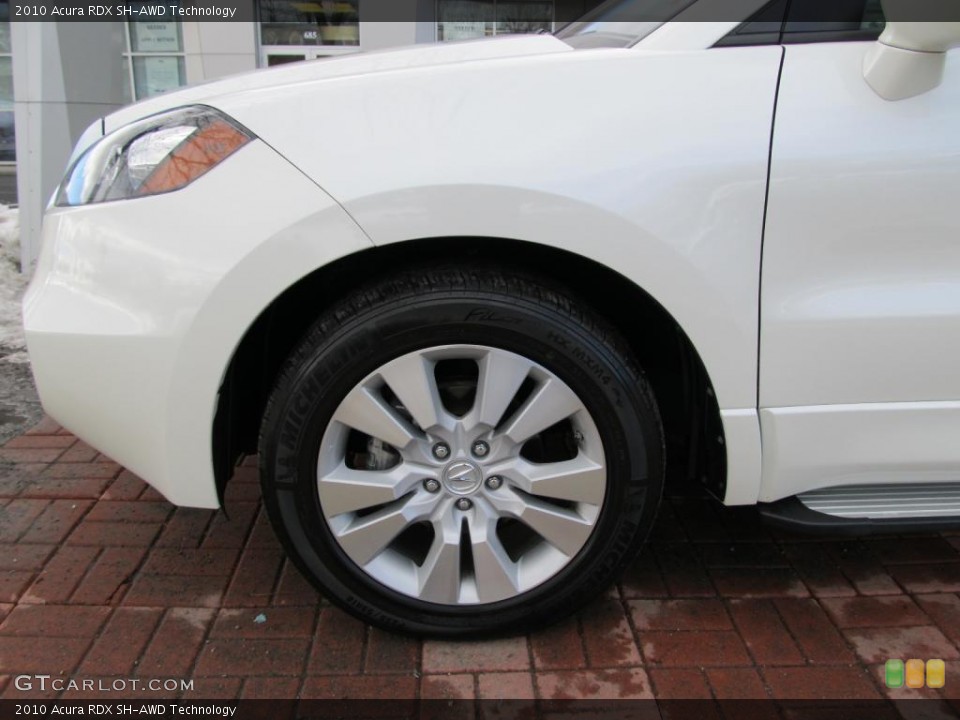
[24,0,960,634]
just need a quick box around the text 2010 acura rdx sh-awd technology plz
[23,0,960,634]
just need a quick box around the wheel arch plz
[213,236,728,506]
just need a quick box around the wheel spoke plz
[334,384,418,450]
[519,503,593,557]
[490,489,594,557]
[470,521,520,602]
[417,516,463,603]
[335,494,435,566]
[500,377,582,445]
[499,455,606,505]
[319,461,430,517]
[469,350,532,429]
[379,352,447,432]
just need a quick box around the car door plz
[757,0,960,502]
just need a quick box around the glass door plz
[259,0,361,67]
[437,0,554,41]
[261,45,358,66]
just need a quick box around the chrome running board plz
[797,483,960,520]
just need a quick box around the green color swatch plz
[885,659,905,688]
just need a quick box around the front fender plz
[25,140,372,508]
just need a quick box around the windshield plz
[556,0,699,48]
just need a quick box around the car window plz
[782,0,885,43]
[714,0,788,47]
[715,0,885,47]
[556,0,698,48]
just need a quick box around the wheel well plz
[213,237,726,504]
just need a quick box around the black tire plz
[258,266,664,636]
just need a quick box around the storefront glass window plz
[126,8,186,100]
[131,56,186,99]
[0,2,14,162]
[438,0,553,41]
[259,0,360,47]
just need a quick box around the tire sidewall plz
[261,287,662,636]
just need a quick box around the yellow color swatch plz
[906,659,926,688]
[927,659,946,689]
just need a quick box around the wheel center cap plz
[442,460,483,496]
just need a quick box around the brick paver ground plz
[3,417,960,702]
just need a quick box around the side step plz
[759,483,960,535]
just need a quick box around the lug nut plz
[456,498,473,511]
[432,442,450,460]
[485,476,502,490]
[423,478,441,493]
[472,440,489,458]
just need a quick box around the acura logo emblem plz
[443,461,482,496]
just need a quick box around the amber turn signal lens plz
[138,119,251,196]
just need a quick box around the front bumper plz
[24,140,372,507]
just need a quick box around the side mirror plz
[864,2,960,100]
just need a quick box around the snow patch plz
[0,204,29,364]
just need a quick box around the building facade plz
[6,1,603,269]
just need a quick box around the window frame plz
[124,19,187,101]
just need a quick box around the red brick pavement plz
[2,418,960,702]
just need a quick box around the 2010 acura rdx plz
[24,0,960,635]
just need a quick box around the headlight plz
[56,106,253,207]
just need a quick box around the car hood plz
[102,34,573,136]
